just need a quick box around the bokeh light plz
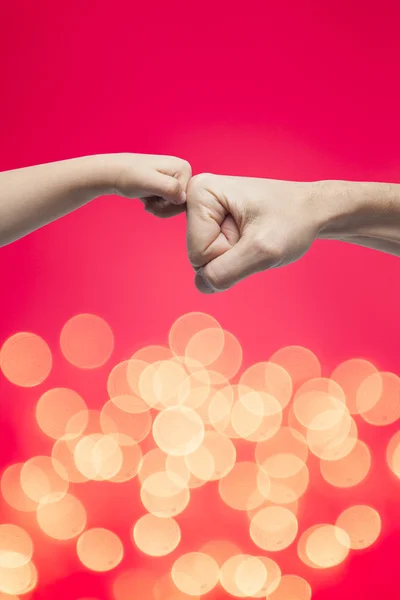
[320,440,371,487]
[1,312,398,599]
[73,433,123,481]
[0,524,33,568]
[357,371,400,425]
[153,407,204,457]
[101,399,152,445]
[168,312,221,358]
[331,358,378,415]
[234,555,267,597]
[185,430,236,482]
[386,430,400,478]
[303,524,350,568]
[1,463,39,512]
[77,528,123,572]
[36,387,88,440]
[140,471,190,517]
[269,346,321,389]
[0,332,52,387]
[249,505,298,551]
[172,552,220,596]
[240,361,293,410]
[60,313,114,369]
[133,514,181,556]
[266,574,312,600]
[36,492,87,540]
[0,560,38,595]
[336,505,382,550]
[20,455,69,502]
[255,427,308,478]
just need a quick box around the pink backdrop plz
[1,1,400,598]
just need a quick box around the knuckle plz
[187,173,214,197]
[164,177,181,196]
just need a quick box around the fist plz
[109,153,192,218]
[186,173,322,293]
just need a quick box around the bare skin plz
[0,153,191,247]
[186,174,400,293]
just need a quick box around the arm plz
[185,175,400,293]
[0,153,192,247]
[316,180,400,254]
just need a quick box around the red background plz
[1,1,400,598]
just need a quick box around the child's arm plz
[0,153,192,247]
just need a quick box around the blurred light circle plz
[255,427,308,478]
[169,312,221,358]
[74,434,123,481]
[336,505,381,550]
[138,448,167,484]
[1,464,38,512]
[386,430,400,478]
[109,442,142,483]
[140,471,190,518]
[20,456,69,503]
[320,439,371,487]
[240,361,292,410]
[172,552,220,596]
[231,389,282,442]
[266,574,312,600]
[304,524,350,568]
[0,332,52,387]
[357,372,400,425]
[36,388,87,440]
[331,358,378,415]
[60,313,114,369]
[153,407,204,456]
[77,528,123,572]
[0,560,37,595]
[36,492,86,540]
[185,430,236,482]
[269,346,321,389]
[250,506,298,551]
[101,400,152,445]
[234,556,267,597]
[0,525,33,568]
[133,514,181,556]
[306,412,358,461]
[261,464,309,505]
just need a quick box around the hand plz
[106,153,192,218]
[186,173,325,293]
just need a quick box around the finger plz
[186,182,231,268]
[143,197,185,219]
[145,172,186,206]
[195,233,273,293]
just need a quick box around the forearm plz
[0,155,114,247]
[316,180,400,255]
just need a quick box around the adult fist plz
[107,153,192,218]
[186,173,324,293]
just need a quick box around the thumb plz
[146,172,186,205]
[195,234,270,293]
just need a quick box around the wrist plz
[74,154,120,196]
[312,180,400,240]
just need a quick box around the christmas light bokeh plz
[0,311,398,599]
